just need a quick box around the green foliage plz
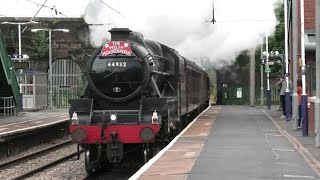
[31,31,48,60]
[268,1,285,77]
[10,30,15,46]
[210,84,217,104]
[68,48,86,68]
[205,65,218,104]
[235,50,250,85]
[68,48,87,81]
[255,1,284,77]
[268,1,285,52]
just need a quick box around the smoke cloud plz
[84,0,278,64]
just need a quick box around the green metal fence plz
[255,86,281,105]
[53,86,82,108]
[51,59,83,108]
[220,85,280,105]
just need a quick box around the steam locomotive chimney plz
[109,28,132,41]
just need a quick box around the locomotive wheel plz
[85,146,98,174]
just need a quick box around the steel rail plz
[0,140,72,169]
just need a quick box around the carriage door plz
[51,59,82,108]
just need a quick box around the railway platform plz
[130,105,320,180]
[0,108,69,138]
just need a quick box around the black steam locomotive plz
[69,28,210,173]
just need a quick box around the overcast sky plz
[0,0,278,64]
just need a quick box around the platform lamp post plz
[31,28,69,109]
[1,21,38,96]
[299,0,308,136]
[264,35,271,110]
[260,44,264,106]
[1,21,38,58]
[284,0,291,122]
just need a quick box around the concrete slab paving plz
[133,106,320,180]
[188,106,320,180]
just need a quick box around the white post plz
[300,0,308,136]
[250,49,255,106]
[284,0,289,90]
[18,24,23,93]
[49,30,53,109]
[261,44,264,106]
[266,36,269,91]
[18,24,21,57]
[284,0,292,121]
[315,0,320,146]
[266,35,271,110]
[292,0,299,130]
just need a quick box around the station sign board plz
[265,68,271,73]
[13,61,30,70]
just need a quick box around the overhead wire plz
[98,0,121,15]
[22,0,48,33]
[25,0,68,17]
[215,19,276,22]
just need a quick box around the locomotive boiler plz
[69,28,210,173]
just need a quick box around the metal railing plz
[53,86,81,108]
[0,96,15,117]
[0,32,21,111]
[255,86,281,105]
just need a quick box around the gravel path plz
[0,137,70,165]
[27,156,86,180]
[26,154,141,180]
[0,143,78,180]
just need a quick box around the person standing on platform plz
[297,80,302,128]
[277,76,292,119]
[297,79,308,128]
[277,76,286,119]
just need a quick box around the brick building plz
[289,0,316,95]
[289,0,316,134]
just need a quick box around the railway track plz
[0,140,73,169]
[0,140,83,180]
[13,151,82,180]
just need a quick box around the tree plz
[31,31,48,60]
[268,1,285,53]
[255,1,284,77]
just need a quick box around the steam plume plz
[84,0,277,63]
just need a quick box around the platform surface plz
[133,106,320,180]
[0,108,69,137]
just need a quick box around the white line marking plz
[205,123,211,125]
[199,133,207,136]
[265,134,279,160]
[0,115,65,128]
[0,118,68,136]
[128,106,211,180]
[0,128,9,131]
[262,129,277,132]
[277,162,300,166]
[265,134,282,137]
[262,109,320,177]
[184,152,197,158]
[182,133,208,137]
[274,148,295,152]
[284,174,315,179]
